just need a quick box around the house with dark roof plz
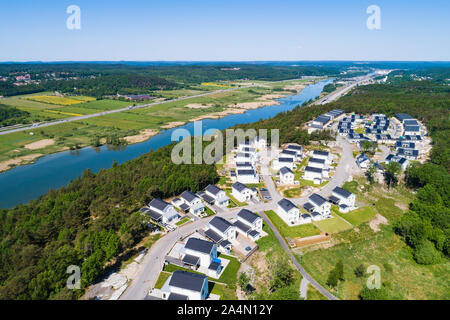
[404,125,422,137]
[231,182,257,202]
[179,237,223,276]
[279,166,294,185]
[312,150,331,164]
[280,149,298,160]
[208,217,236,242]
[161,270,209,300]
[204,184,229,207]
[395,113,414,123]
[356,153,370,169]
[385,154,409,170]
[276,198,300,225]
[236,169,260,184]
[235,209,263,241]
[395,141,415,150]
[286,144,303,158]
[332,186,356,210]
[180,190,205,216]
[397,148,419,160]
[272,157,295,170]
[308,193,331,217]
[148,198,179,223]
[304,166,323,184]
[308,157,327,169]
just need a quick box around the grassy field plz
[300,224,450,300]
[333,205,377,226]
[0,79,315,169]
[314,214,353,234]
[24,95,96,105]
[264,210,321,239]
[154,271,171,289]
[175,217,190,226]
[306,284,327,300]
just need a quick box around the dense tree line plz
[0,144,217,299]
[0,104,30,127]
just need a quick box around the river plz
[0,79,332,209]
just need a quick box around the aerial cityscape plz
[0,0,448,311]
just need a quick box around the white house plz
[234,209,263,241]
[304,193,331,218]
[235,162,254,171]
[208,216,236,242]
[300,213,312,224]
[252,136,267,150]
[312,150,332,165]
[236,169,259,184]
[205,184,229,207]
[385,154,409,170]
[231,182,256,202]
[397,148,419,160]
[332,186,356,211]
[235,152,256,165]
[237,140,251,151]
[303,166,323,184]
[180,237,223,277]
[161,270,209,300]
[312,115,331,127]
[286,144,303,158]
[308,157,327,169]
[279,166,294,185]
[276,198,300,225]
[404,125,422,137]
[280,149,298,161]
[356,153,370,169]
[273,157,295,170]
[180,190,205,216]
[148,198,179,223]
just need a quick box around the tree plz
[366,162,377,185]
[413,240,442,265]
[354,264,365,278]
[269,257,294,292]
[335,260,344,281]
[360,285,390,300]
[326,269,338,288]
[384,162,402,189]
[238,272,250,291]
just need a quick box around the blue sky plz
[0,0,449,61]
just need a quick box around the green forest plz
[0,104,30,127]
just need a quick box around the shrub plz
[413,240,442,265]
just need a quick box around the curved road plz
[120,134,355,300]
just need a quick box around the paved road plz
[0,78,308,136]
[313,73,377,106]
[119,80,363,301]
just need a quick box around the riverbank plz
[0,79,317,173]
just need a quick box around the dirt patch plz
[161,121,186,129]
[369,214,388,232]
[189,108,246,122]
[229,100,281,110]
[123,129,159,144]
[294,233,331,247]
[184,103,213,109]
[0,153,42,172]
[24,139,55,150]
[283,84,306,92]
[256,94,286,100]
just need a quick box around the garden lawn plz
[264,210,321,239]
[314,214,352,234]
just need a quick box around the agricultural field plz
[24,95,96,105]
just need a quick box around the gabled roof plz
[287,144,302,151]
[303,202,315,212]
[237,169,256,176]
[185,238,215,255]
[236,162,253,167]
[305,166,323,173]
[309,157,325,164]
[181,190,198,203]
[314,115,331,124]
[404,125,420,132]
[209,216,233,234]
[167,292,189,300]
[277,157,293,163]
[204,228,222,243]
[333,186,353,199]
[232,182,249,192]
[403,119,418,126]
[313,150,329,157]
[149,198,170,211]
[280,166,293,175]
[277,198,297,212]
[281,149,297,156]
[237,209,260,224]
[182,254,200,266]
[309,193,328,206]
[148,209,163,222]
[233,220,251,233]
[205,184,222,196]
[169,270,207,292]
[395,113,413,122]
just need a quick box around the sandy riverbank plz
[24,139,55,150]
[0,153,43,172]
[123,129,159,144]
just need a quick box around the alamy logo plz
[366,265,381,289]
[366,5,381,30]
[66,5,81,30]
[170,121,279,164]
[66,265,81,289]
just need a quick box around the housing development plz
[0,1,449,309]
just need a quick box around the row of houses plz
[308,109,345,133]
[234,142,260,184]
[303,150,332,185]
